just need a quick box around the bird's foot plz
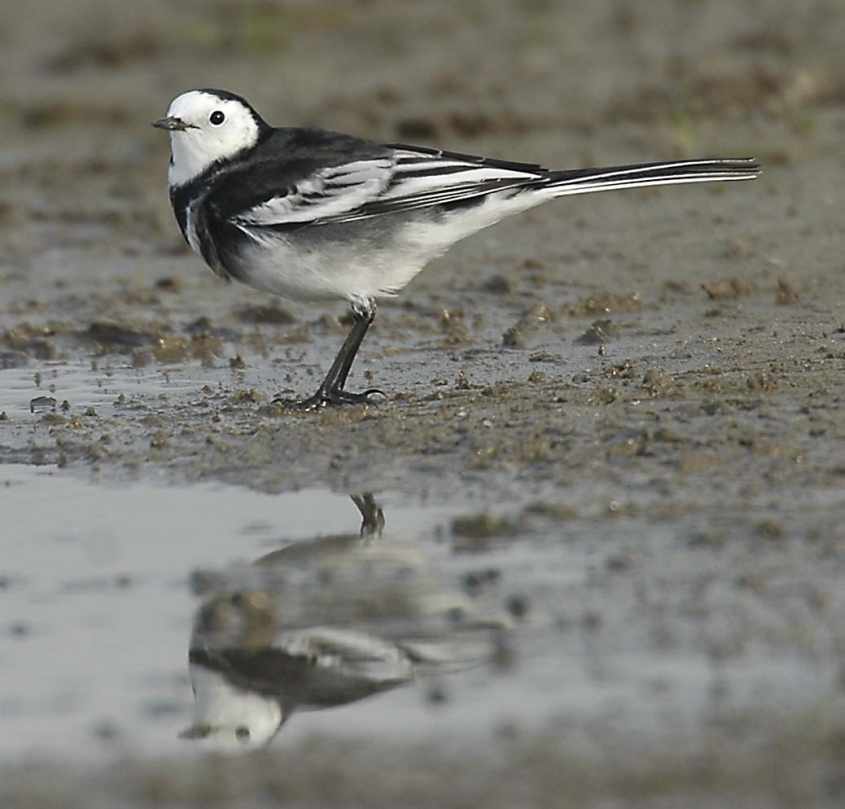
[323,387,385,407]
[272,387,385,411]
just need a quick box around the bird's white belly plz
[235,229,405,303]
[231,190,545,304]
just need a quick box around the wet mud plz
[2,1,845,807]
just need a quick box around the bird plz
[153,88,759,409]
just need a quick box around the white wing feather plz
[232,158,395,226]
[229,149,546,228]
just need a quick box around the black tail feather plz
[546,158,760,196]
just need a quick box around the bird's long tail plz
[545,158,760,197]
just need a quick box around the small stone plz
[440,309,470,345]
[454,369,471,389]
[575,319,617,345]
[30,395,56,413]
[775,278,799,305]
[502,303,554,348]
[701,278,753,300]
[755,519,785,540]
[153,335,190,363]
[155,276,181,292]
[506,594,530,620]
[482,275,512,294]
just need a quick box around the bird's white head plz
[154,89,267,188]
[179,663,286,752]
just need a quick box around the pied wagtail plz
[154,89,759,409]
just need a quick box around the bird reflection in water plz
[180,495,509,751]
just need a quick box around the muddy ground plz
[2,0,845,807]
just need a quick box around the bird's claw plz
[272,387,385,411]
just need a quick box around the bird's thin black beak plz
[152,116,195,132]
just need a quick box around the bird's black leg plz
[273,298,384,410]
[333,299,377,393]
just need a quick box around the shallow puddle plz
[3,465,574,761]
[3,463,838,768]
[1,466,472,760]
[0,359,213,419]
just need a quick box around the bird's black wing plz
[205,128,394,228]
[205,129,551,230]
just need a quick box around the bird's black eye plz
[235,725,251,742]
[209,110,225,126]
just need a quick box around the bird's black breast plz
[170,183,193,244]
[169,177,242,282]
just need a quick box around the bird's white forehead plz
[167,90,240,119]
